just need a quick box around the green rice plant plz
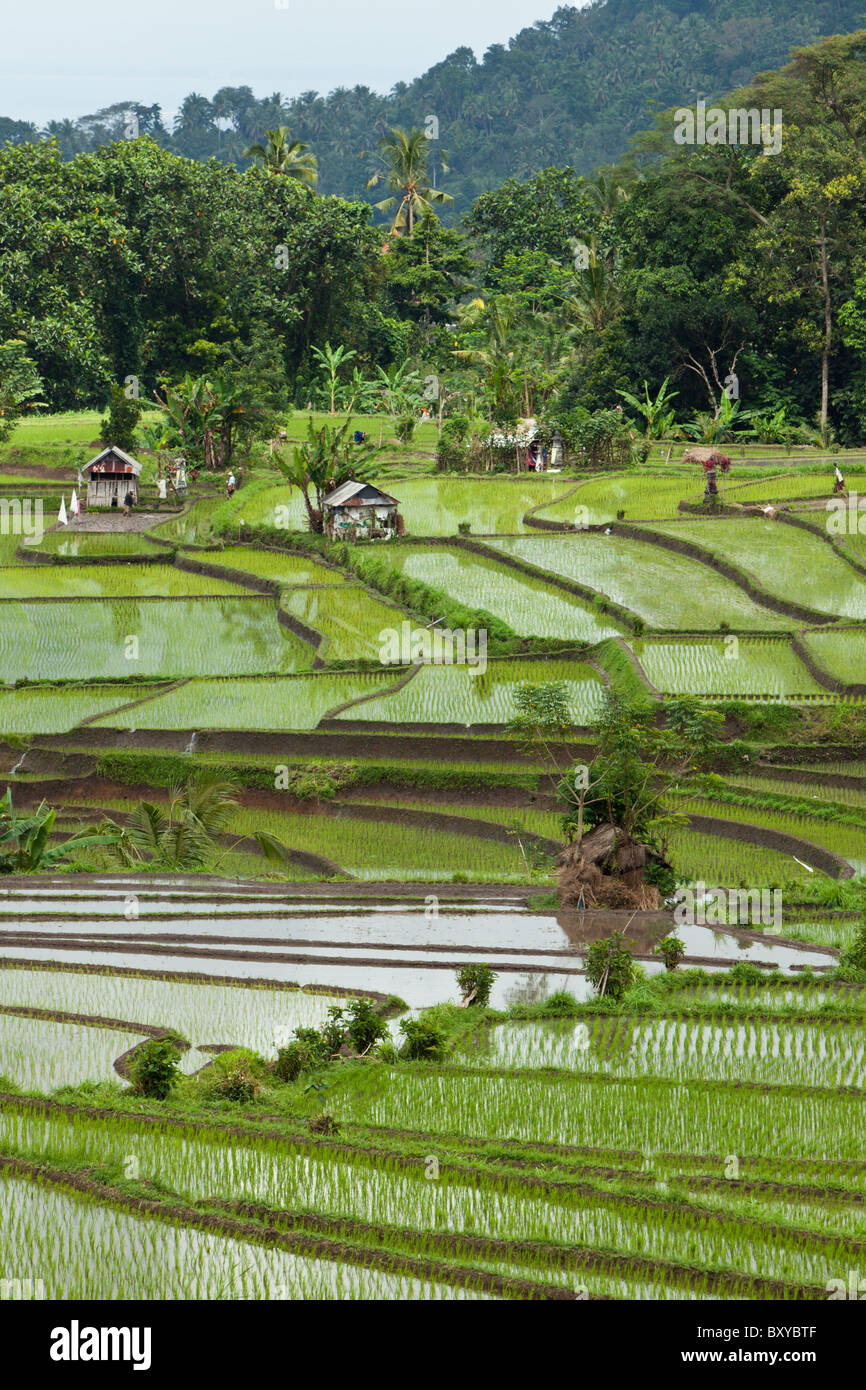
[0,1172,478,1300]
[0,565,247,600]
[30,531,163,558]
[0,598,313,681]
[488,536,796,630]
[92,671,397,731]
[226,805,538,881]
[190,546,345,586]
[667,827,819,886]
[0,684,158,734]
[535,475,701,524]
[727,774,866,811]
[0,1014,143,1091]
[1,1097,859,1290]
[726,473,844,503]
[333,657,605,724]
[650,519,866,619]
[471,1015,866,1090]
[672,794,866,876]
[800,629,866,686]
[279,585,409,661]
[379,545,624,641]
[150,496,226,546]
[632,636,823,697]
[0,968,347,1059]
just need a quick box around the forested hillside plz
[1,0,863,216]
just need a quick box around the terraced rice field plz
[31,530,164,557]
[0,563,247,599]
[228,806,534,880]
[379,544,623,641]
[632,636,823,697]
[471,1015,866,1088]
[673,794,866,875]
[532,474,702,524]
[666,826,818,886]
[334,657,605,724]
[0,683,160,733]
[799,628,866,685]
[91,671,398,730]
[648,518,866,619]
[0,1173,467,1300]
[726,472,851,503]
[279,585,409,660]
[0,597,313,681]
[188,546,345,586]
[487,534,795,629]
[0,968,345,1058]
[0,1013,142,1090]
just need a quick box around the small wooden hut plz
[321,481,401,540]
[81,446,142,508]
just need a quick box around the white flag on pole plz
[58,496,68,526]
[70,489,79,516]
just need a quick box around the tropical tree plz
[0,788,111,873]
[616,377,678,439]
[0,341,43,442]
[243,126,318,186]
[273,416,381,532]
[366,127,452,236]
[372,360,423,416]
[104,773,239,871]
[563,242,622,334]
[310,341,357,414]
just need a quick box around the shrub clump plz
[456,963,497,1007]
[655,935,686,971]
[214,1062,261,1103]
[399,1017,448,1062]
[584,932,636,1002]
[128,1037,181,1100]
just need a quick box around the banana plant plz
[0,787,113,873]
[616,377,678,439]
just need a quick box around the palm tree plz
[104,773,239,871]
[243,126,318,186]
[564,243,622,334]
[366,127,452,235]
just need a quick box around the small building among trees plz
[81,446,142,508]
[321,480,401,540]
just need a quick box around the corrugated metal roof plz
[322,480,399,508]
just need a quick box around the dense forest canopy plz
[2,0,865,219]
[3,26,866,448]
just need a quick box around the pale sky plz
[0,0,582,124]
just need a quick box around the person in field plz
[834,464,846,494]
[227,471,237,498]
[123,488,134,519]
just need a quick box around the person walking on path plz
[833,464,846,495]
[226,471,237,498]
[123,488,134,519]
